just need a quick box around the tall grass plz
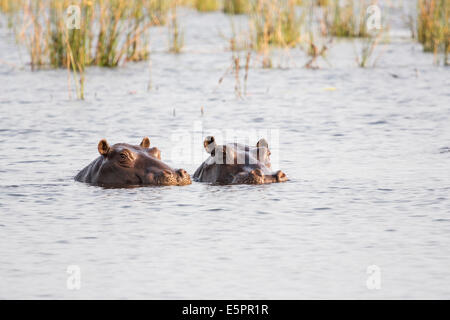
[223,0,250,14]
[417,0,449,64]
[322,0,368,37]
[195,0,220,12]
[0,0,22,29]
[0,0,169,98]
[247,0,305,67]
[168,1,184,53]
[251,0,304,49]
[6,0,164,68]
[1,0,447,102]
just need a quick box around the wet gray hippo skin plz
[75,137,191,187]
[193,136,288,185]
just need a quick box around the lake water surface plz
[1,9,450,299]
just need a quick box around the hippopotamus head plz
[193,136,288,185]
[75,137,191,187]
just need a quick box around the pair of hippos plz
[75,136,288,187]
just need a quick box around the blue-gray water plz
[1,9,449,299]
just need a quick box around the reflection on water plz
[1,10,450,299]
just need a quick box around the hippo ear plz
[256,138,269,149]
[140,137,150,148]
[204,136,217,154]
[98,139,110,156]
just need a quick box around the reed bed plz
[250,0,304,49]
[194,0,220,12]
[417,0,449,64]
[0,0,170,98]
[223,0,250,14]
[189,0,250,14]
[0,0,447,99]
[246,0,306,68]
[321,0,369,37]
[0,0,22,29]
[4,0,165,69]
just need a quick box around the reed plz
[302,1,332,69]
[3,0,164,68]
[195,0,220,12]
[223,0,250,14]
[218,23,251,97]
[230,32,251,96]
[0,0,171,98]
[315,0,329,6]
[168,1,184,53]
[250,0,304,50]
[417,0,449,64]
[247,0,306,67]
[355,30,384,68]
[149,0,171,25]
[0,0,22,29]
[322,0,368,37]
[304,32,332,69]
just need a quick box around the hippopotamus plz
[75,137,191,187]
[193,136,288,184]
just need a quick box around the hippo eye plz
[118,151,134,167]
[119,152,133,161]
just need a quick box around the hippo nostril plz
[177,169,187,177]
[276,170,287,182]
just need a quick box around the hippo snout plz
[176,169,191,185]
[152,169,177,185]
[177,169,188,178]
[275,170,288,182]
[151,169,191,186]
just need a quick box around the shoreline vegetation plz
[0,0,448,99]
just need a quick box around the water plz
[1,9,450,299]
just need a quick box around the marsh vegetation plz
[0,0,448,98]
